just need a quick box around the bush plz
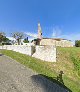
[75,40,80,47]
[23,38,29,43]
[2,43,11,45]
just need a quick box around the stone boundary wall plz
[32,46,56,62]
[0,45,56,62]
[0,45,35,56]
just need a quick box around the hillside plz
[0,47,80,92]
[56,47,80,92]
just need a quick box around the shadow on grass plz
[31,73,72,92]
[0,54,3,56]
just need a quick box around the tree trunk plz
[17,39,20,45]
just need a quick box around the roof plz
[43,38,71,41]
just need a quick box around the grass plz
[0,47,80,92]
[56,47,80,92]
[0,49,56,77]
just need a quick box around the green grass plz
[0,49,56,77]
[0,47,80,92]
[56,47,80,92]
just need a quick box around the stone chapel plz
[35,23,73,47]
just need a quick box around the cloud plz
[52,26,62,37]
[59,33,80,41]
[28,37,34,41]
[25,32,37,38]
[7,31,37,42]
[7,37,16,40]
[52,33,80,45]
[51,26,80,45]
[24,32,38,41]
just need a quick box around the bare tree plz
[11,32,24,45]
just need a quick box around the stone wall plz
[0,45,56,62]
[32,46,56,62]
[0,45,35,56]
[40,38,73,47]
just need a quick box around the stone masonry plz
[32,45,56,62]
[0,45,56,62]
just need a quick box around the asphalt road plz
[0,54,71,92]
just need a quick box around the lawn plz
[0,47,80,92]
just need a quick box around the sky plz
[0,0,80,43]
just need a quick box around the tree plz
[23,37,29,43]
[3,37,10,43]
[0,32,5,44]
[11,32,24,45]
[75,40,80,47]
[2,37,11,45]
[0,32,11,45]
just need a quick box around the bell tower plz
[37,23,42,39]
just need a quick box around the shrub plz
[75,40,80,47]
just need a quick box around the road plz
[0,54,71,92]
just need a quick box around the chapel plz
[35,23,73,47]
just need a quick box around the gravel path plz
[0,54,71,92]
